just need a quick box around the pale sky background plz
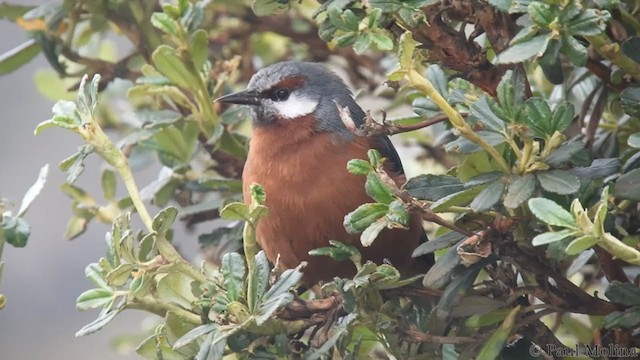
[0,3,199,359]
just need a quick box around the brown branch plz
[586,58,628,93]
[594,247,630,283]
[500,244,617,315]
[585,85,608,149]
[358,112,469,137]
[398,326,479,344]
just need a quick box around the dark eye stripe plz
[270,89,290,101]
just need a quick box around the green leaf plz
[101,169,116,201]
[528,198,576,228]
[198,223,242,253]
[195,330,226,360]
[503,174,535,209]
[2,216,30,248]
[561,33,588,66]
[614,168,640,201]
[495,34,550,64]
[151,12,180,36]
[157,272,198,309]
[565,235,598,255]
[550,102,575,133]
[426,64,448,96]
[571,158,620,180]
[528,2,558,27]
[531,229,576,246]
[76,288,114,311]
[257,263,304,324]
[309,240,360,261]
[353,32,372,54]
[398,31,417,70]
[173,323,218,350]
[190,29,209,71]
[369,0,402,12]
[17,164,49,217]
[605,281,640,306]
[603,306,640,329]
[250,251,270,312]
[622,37,640,63]
[75,308,121,337]
[251,0,290,16]
[522,97,552,137]
[496,70,526,118]
[545,141,585,167]
[85,263,109,290]
[0,3,34,21]
[466,308,512,328]
[370,31,394,50]
[436,266,481,319]
[343,203,388,234]
[431,186,483,212]
[412,231,466,257]
[59,144,94,183]
[220,202,250,221]
[464,172,503,188]
[476,306,519,359]
[628,134,640,149]
[620,86,640,118]
[221,253,245,302]
[152,206,178,234]
[566,9,611,36]
[405,175,464,201]
[347,159,373,175]
[487,0,511,12]
[470,97,506,132]
[536,170,580,195]
[152,45,198,89]
[423,241,463,289]
[445,131,506,153]
[106,263,134,287]
[365,172,395,204]
[264,262,307,300]
[0,39,41,76]
[360,218,388,247]
[450,295,505,317]
[470,181,504,212]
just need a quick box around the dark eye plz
[271,89,290,101]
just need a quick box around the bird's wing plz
[349,103,405,175]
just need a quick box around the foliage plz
[2,0,640,359]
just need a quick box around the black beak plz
[214,89,262,105]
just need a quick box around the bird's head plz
[216,61,361,138]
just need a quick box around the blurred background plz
[0,2,200,358]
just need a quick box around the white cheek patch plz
[271,93,319,119]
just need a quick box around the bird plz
[216,61,430,285]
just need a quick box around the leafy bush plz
[1,0,640,358]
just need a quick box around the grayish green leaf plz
[17,164,49,217]
[75,308,121,337]
[528,198,576,228]
[495,34,550,64]
[537,170,580,195]
[503,174,535,209]
[532,229,576,246]
[221,253,246,302]
[470,97,506,132]
[343,203,388,234]
[0,39,41,76]
[565,235,598,255]
[614,168,640,201]
[412,231,466,257]
[470,181,504,212]
[173,323,218,350]
[405,175,464,201]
